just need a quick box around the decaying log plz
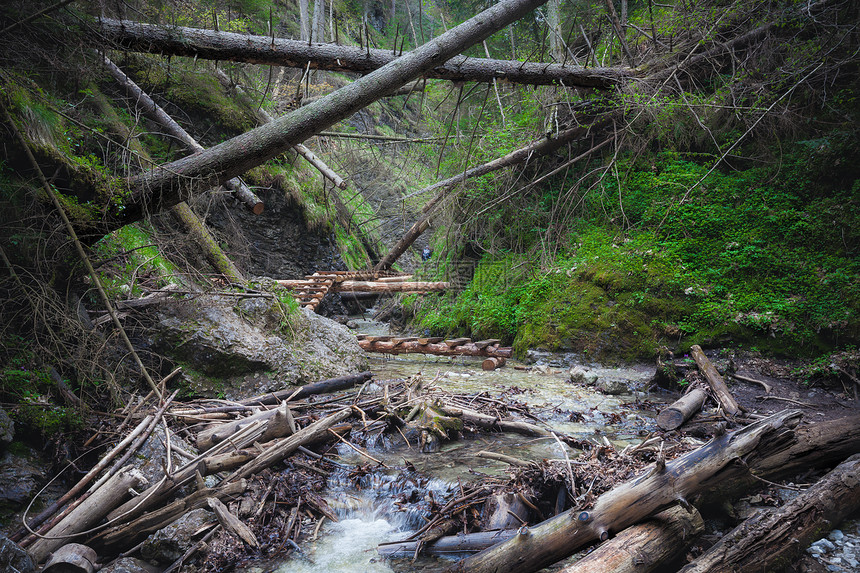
[690,345,741,416]
[379,529,518,556]
[443,406,550,437]
[656,388,707,431]
[445,410,803,573]
[485,493,529,530]
[42,543,97,573]
[359,339,512,358]
[482,357,507,371]
[681,454,860,573]
[102,55,263,216]
[476,450,536,468]
[95,18,630,88]
[11,414,154,543]
[240,371,373,406]
[208,497,259,548]
[225,408,353,481]
[29,468,147,563]
[560,505,704,573]
[90,481,246,552]
[196,401,294,450]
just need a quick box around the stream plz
[239,317,668,573]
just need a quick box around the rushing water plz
[240,317,668,573]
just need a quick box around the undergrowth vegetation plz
[410,139,859,360]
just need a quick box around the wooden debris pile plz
[10,369,577,571]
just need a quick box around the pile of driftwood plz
[8,368,583,572]
[8,356,860,573]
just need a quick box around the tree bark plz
[445,410,807,573]
[690,345,741,416]
[374,122,605,271]
[602,0,635,66]
[100,0,555,234]
[169,202,245,282]
[680,454,860,573]
[559,505,704,573]
[94,18,630,88]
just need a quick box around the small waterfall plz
[265,467,455,573]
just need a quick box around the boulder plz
[124,425,197,486]
[597,378,630,395]
[153,288,367,399]
[0,450,48,509]
[0,408,13,447]
[568,366,599,386]
[99,557,160,573]
[0,534,34,573]
[140,509,215,565]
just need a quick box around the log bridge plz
[276,271,448,311]
[357,335,513,359]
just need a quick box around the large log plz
[656,388,707,430]
[94,19,630,88]
[680,454,860,573]
[379,529,518,556]
[196,401,294,450]
[445,410,805,573]
[94,0,557,234]
[359,338,513,358]
[689,345,741,416]
[28,468,147,563]
[559,505,704,573]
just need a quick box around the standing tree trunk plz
[311,0,325,43]
[104,0,554,235]
[300,0,310,41]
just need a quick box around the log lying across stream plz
[357,336,513,358]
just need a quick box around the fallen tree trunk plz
[443,405,550,437]
[95,18,631,88]
[239,371,373,406]
[89,481,246,553]
[656,387,707,431]
[28,468,147,564]
[560,505,704,573]
[690,345,741,416]
[445,409,806,573]
[680,453,860,573]
[374,121,606,271]
[358,338,513,358]
[98,0,557,233]
[379,529,518,556]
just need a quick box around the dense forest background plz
[0,0,858,441]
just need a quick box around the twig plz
[755,395,816,408]
[733,373,773,394]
